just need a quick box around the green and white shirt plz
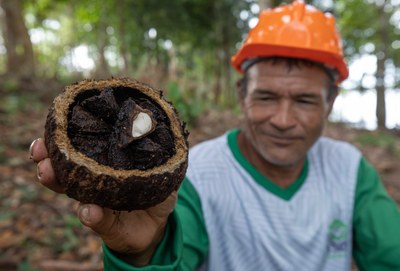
[104,129,400,271]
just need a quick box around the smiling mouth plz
[266,134,300,145]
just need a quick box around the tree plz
[258,0,282,9]
[0,0,35,79]
[118,0,254,104]
[0,0,262,107]
[375,2,390,129]
[336,0,399,129]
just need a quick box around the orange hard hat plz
[231,0,349,83]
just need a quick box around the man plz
[30,1,400,270]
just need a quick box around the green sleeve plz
[353,157,400,270]
[175,177,209,268]
[103,177,209,270]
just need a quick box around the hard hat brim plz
[231,43,349,83]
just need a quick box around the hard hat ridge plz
[231,0,349,83]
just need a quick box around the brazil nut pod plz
[44,78,189,211]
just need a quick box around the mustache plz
[261,131,303,139]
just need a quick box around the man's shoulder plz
[314,136,360,152]
[187,132,235,177]
[310,136,362,166]
[189,133,229,158]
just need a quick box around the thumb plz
[77,204,108,232]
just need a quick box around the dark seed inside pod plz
[69,105,112,135]
[81,87,120,123]
[114,98,157,149]
[45,77,189,211]
[67,87,175,170]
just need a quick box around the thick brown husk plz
[44,78,189,211]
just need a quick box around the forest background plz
[0,0,399,270]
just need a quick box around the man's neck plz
[237,132,305,188]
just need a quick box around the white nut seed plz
[131,112,153,138]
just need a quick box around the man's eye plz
[259,96,276,101]
[297,98,316,105]
[298,99,312,104]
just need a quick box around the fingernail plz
[29,139,39,159]
[79,206,90,223]
[29,138,42,160]
[37,160,43,180]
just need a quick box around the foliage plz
[3,0,260,105]
[166,81,205,127]
[337,1,399,58]
[333,0,400,129]
[0,0,399,122]
[1,78,20,92]
[0,94,43,115]
[336,0,400,82]
[18,260,41,271]
[354,130,400,158]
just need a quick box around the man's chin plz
[262,153,305,168]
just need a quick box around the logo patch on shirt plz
[328,219,349,258]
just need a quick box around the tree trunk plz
[375,2,388,129]
[93,4,110,79]
[96,41,109,78]
[118,0,130,76]
[258,0,280,10]
[167,48,178,82]
[213,49,222,104]
[222,23,233,105]
[0,0,35,78]
[376,57,386,129]
[94,22,109,78]
[213,2,223,104]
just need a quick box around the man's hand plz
[29,138,177,266]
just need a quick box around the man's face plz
[240,61,336,167]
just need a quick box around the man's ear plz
[325,87,338,117]
[236,77,245,108]
[236,78,243,94]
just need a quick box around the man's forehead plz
[247,61,330,83]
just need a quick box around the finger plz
[148,191,177,218]
[37,158,65,193]
[77,204,112,233]
[30,138,48,163]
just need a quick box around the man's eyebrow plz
[293,93,321,99]
[251,89,277,95]
[252,90,321,99]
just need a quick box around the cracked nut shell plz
[44,77,189,211]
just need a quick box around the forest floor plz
[0,94,399,271]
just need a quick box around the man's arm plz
[353,157,400,270]
[30,139,208,269]
[103,177,209,270]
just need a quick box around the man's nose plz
[269,101,296,130]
